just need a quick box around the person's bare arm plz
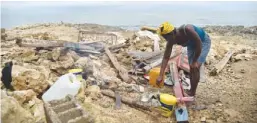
[185,25,202,96]
[185,25,202,63]
[159,40,173,77]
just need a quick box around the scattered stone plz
[240,69,246,73]
[224,109,241,118]
[73,57,89,68]
[7,89,37,104]
[1,92,35,123]
[50,52,74,74]
[68,50,80,61]
[132,84,145,93]
[201,117,206,122]
[51,48,61,61]
[85,85,101,100]
[192,104,208,111]
[206,120,216,123]
[20,49,39,62]
[216,103,223,107]
[76,81,86,102]
[29,97,46,123]
[11,65,49,94]
[234,75,242,79]
[145,47,153,52]
[234,53,253,61]
[89,54,99,60]
[92,59,102,68]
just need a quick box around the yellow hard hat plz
[157,22,175,35]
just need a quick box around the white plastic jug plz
[42,73,81,102]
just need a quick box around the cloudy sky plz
[2,1,257,28]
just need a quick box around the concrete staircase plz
[44,95,93,123]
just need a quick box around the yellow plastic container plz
[158,94,177,117]
[149,67,164,88]
[68,69,83,81]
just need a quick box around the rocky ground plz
[1,23,257,123]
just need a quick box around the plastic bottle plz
[149,67,164,88]
[42,73,81,102]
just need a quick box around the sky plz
[2,1,256,9]
[1,1,257,28]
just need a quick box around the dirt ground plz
[1,23,257,123]
[78,59,257,123]
[77,31,257,123]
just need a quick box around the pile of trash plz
[1,23,257,123]
[1,24,171,122]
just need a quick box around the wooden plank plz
[101,89,151,111]
[79,40,106,45]
[105,47,130,82]
[170,62,183,98]
[128,51,163,61]
[210,50,234,75]
[77,50,101,54]
[63,42,96,51]
[170,62,190,123]
[17,38,102,53]
[16,38,64,48]
[144,51,163,60]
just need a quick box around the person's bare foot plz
[183,90,194,97]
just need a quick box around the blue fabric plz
[175,107,189,121]
[187,33,211,64]
[186,25,206,48]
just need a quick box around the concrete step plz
[44,95,92,123]
[53,101,76,114]
[58,108,83,123]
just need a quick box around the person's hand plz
[190,62,200,72]
[156,76,163,87]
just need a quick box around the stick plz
[78,50,101,54]
[63,42,96,51]
[210,50,234,75]
[109,43,130,50]
[143,50,182,72]
[101,89,151,111]
[170,62,191,123]
[115,91,122,109]
[144,51,163,60]
[128,51,163,61]
[105,47,130,82]
[79,39,110,45]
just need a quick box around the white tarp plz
[136,31,161,51]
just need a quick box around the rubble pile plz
[1,23,257,123]
[203,26,257,40]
